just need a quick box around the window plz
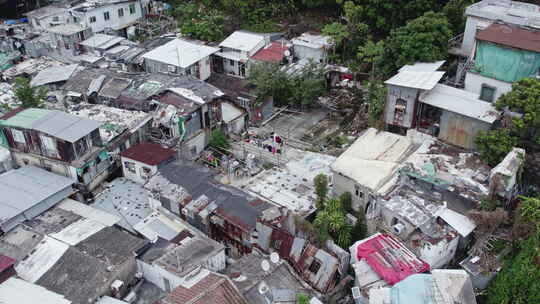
[480,84,496,103]
[73,16,79,23]
[103,11,110,21]
[40,135,58,157]
[163,278,171,292]
[124,161,136,174]
[168,65,176,73]
[89,16,96,23]
[140,166,152,179]
[309,259,321,274]
[12,129,25,144]
[229,59,235,66]
[129,4,136,14]
[354,185,363,198]
[52,16,59,22]
[118,8,124,17]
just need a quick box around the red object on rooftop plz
[0,254,16,284]
[355,234,430,285]
[476,23,540,53]
[251,42,290,63]
[120,142,176,166]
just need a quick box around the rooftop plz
[331,128,417,192]
[91,177,153,233]
[420,84,500,124]
[0,277,72,304]
[46,23,88,36]
[0,254,16,272]
[147,160,273,231]
[292,32,333,49]
[385,61,446,90]
[30,64,79,87]
[79,34,126,50]
[224,254,311,304]
[242,152,336,214]
[250,42,291,62]
[476,23,540,53]
[351,233,430,286]
[142,38,219,68]
[219,31,265,52]
[466,0,540,27]
[26,4,68,19]
[120,142,176,166]
[65,103,150,143]
[0,166,74,228]
[0,108,102,143]
[162,271,246,304]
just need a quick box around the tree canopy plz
[169,2,225,42]
[379,11,452,76]
[13,77,47,109]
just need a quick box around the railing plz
[448,33,464,50]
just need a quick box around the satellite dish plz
[270,252,280,264]
[258,281,269,295]
[261,260,270,272]
[284,50,291,57]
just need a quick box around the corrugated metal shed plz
[385,71,445,90]
[0,108,102,142]
[0,166,74,228]
[420,84,499,123]
[0,277,72,304]
[142,38,219,68]
[30,64,79,87]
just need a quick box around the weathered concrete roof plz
[331,128,416,191]
[0,277,72,304]
[30,64,79,87]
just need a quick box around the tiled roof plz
[162,272,247,304]
[120,142,176,166]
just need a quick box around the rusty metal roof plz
[476,23,540,53]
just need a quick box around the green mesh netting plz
[473,41,540,83]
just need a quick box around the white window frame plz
[104,11,110,21]
[118,8,124,18]
[12,129,25,144]
[40,134,57,151]
[129,4,136,14]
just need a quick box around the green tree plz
[314,198,352,248]
[357,39,384,73]
[380,11,453,76]
[495,78,540,144]
[443,0,475,35]
[208,129,230,153]
[364,79,387,127]
[297,293,310,304]
[475,129,518,166]
[314,173,329,209]
[289,61,327,107]
[13,77,47,108]
[170,2,225,42]
[351,210,368,241]
[339,191,352,213]
[518,196,540,231]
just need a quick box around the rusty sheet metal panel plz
[270,228,294,258]
[297,243,318,273]
[289,238,306,265]
[439,111,490,149]
[306,249,339,293]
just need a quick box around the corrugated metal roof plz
[79,34,126,50]
[476,23,540,53]
[292,33,332,49]
[143,38,219,68]
[439,208,476,237]
[385,71,445,90]
[57,198,120,227]
[50,218,107,246]
[420,84,499,123]
[15,236,70,283]
[0,277,72,304]
[219,31,265,52]
[398,61,445,73]
[251,42,290,62]
[121,142,176,165]
[0,109,102,142]
[0,166,74,224]
[30,64,79,87]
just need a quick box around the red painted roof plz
[355,234,430,285]
[251,42,290,63]
[476,23,540,53]
[120,142,176,166]
[0,255,16,273]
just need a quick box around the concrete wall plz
[78,1,143,34]
[11,152,74,179]
[385,85,420,129]
[30,11,70,31]
[462,16,491,57]
[144,56,212,81]
[464,71,512,102]
[181,130,207,161]
[293,45,326,63]
[121,156,158,185]
[418,235,459,269]
[332,171,371,212]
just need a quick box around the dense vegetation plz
[13,77,47,109]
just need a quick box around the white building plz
[142,38,220,81]
[215,31,266,78]
[292,32,333,63]
[331,128,417,212]
[120,142,177,184]
[456,0,540,58]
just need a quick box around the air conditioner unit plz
[393,223,405,235]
